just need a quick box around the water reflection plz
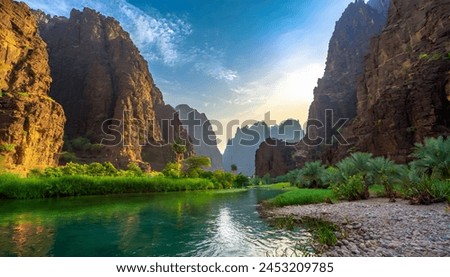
[0,189,310,257]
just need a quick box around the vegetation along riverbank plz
[261,136,449,256]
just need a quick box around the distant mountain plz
[176,104,223,171]
[223,120,303,176]
[0,0,65,173]
[36,8,192,170]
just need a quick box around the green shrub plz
[403,177,450,205]
[297,161,327,188]
[162,162,181,178]
[411,136,450,179]
[233,173,250,188]
[126,163,144,177]
[332,174,365,201]
[210,170,234,189]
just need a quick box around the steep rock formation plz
[224,120,303,176]
[255,119,304,177]
[37,8,191,169]
[223,122,269,176]
[142,87,193,171]
[342,0,450,162]
[255,139,297,178]
[176,104,223,171]
[0,0,65,172]
[302,0,390,161]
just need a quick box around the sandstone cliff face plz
[344,0,450,162]
[176,104,223,171]
[306,0,389,145]
[37,8,191,169]
[0,0,65,172]
[255,139,297,178]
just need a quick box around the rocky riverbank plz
[269,198,450,257]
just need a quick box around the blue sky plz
[24,0,354,151]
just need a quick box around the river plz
[0,188,310,257]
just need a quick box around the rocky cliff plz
[342,0,450,162]
[224,120,303,176]
[303,0,390,161]
[0,0,65,173]
[255,139,297,178]
[37,8,192,169]
[254,119,304,177]
[176,104,223,171]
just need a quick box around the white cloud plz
[23,0,191,66]
[190,46,238,81]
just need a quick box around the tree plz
[299,161,326,188]
[348,152,373,199]
[162,162,181,178]
[369,157,401,200]
[183,156,211,177]
[231,164,238,173]
[411,136,450,179]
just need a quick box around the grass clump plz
[301,217,338,246]
[267,189,334,207]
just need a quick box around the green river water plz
[0,189,310,257]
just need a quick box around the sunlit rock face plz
[0,0,65,173]
[36,8,192,169]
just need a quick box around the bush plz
[403,177,450,205]
[183,156,211,177]
[297,161,327,188]
[411,136,450,179]
[162,162,181,178]
[233,173,250,188]
[332,174,366,201]
[126,163,144,177]
[210,170,234,189]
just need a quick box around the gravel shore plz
[269,198,450,257]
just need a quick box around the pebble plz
[270,198,450,257]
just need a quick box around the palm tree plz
[411,136,450,179]
[369,157,401,201]
[299,161,326,188]
[348,152,373,199]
